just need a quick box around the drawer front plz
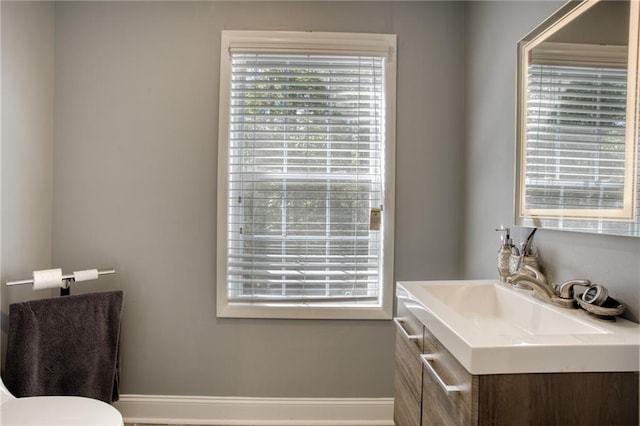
[396,299,424,352]
[393,301,424,426]
[421,327,477,426]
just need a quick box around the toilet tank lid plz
[1,395,122,426]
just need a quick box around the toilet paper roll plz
[32,268,63,291]
[73,269,99,282]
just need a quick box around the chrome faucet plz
[507,264,577,309]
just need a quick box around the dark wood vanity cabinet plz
[394,299,639,426]
[472,371,638,425]
[421,326,639,425]
[421,326,474,426]
[393,300,424,426]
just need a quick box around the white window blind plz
[228,53,383,304]
[217,31,396,319]
[525,49,630,216]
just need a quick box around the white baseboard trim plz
[114,394,395,426]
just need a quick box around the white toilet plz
[0,376,123,426]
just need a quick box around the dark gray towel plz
[4,291,124,403]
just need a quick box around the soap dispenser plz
[496,226,514,282]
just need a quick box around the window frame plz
[216,31,397,320]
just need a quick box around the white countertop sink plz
[398,279,639,375]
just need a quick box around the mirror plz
[516,0,640,237]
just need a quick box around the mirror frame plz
[515,0,640,237]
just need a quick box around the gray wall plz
[462,1,640,322]
[1,1,56,363]
[2,0,638,401]
[50,1,464,397]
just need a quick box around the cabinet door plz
[421,327,477,426]
[393,302,424,426]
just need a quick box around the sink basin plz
[422,282,605,335]
[398,280,639,374]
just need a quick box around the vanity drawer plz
[421,327,477,426]
[393,301,424,426]
[395,299,424,352]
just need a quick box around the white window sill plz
[217,302,393,320]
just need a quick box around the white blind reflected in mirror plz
[525,44,630,216]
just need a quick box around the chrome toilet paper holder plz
[6,268,116,296]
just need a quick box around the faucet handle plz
[521,264,547,285]
[557,279,591,299]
